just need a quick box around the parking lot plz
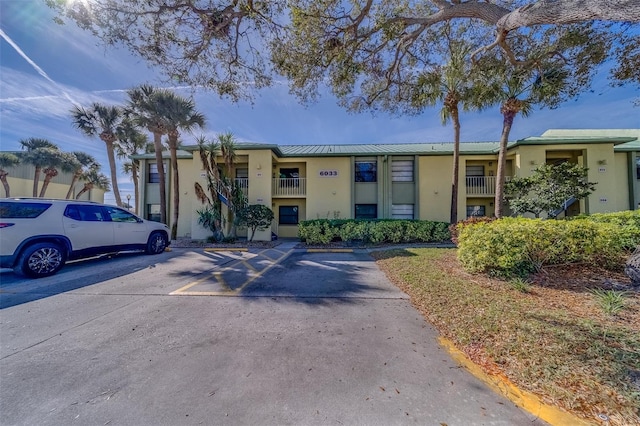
[0,246,545,425]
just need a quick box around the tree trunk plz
[497,0,640,33]
[625,247,640,286]
[495,114,514,218]
[76,183,92,199]
[39,168,58,198]
[450,104,461,224]
[32,166,41,197]
[66,172,81,199]
[152,132,168,224]
[104,138,123,207]
[0,171,10,197]
[39,175,53,197]
[169,138,180,240]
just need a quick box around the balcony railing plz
[272,178,307,197]
[235,178,249,193]
[465,176,510,196]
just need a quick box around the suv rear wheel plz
[15,242,66,278]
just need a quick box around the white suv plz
[0,198,170,278]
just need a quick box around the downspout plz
[629,151,639,210]
[383,155,389,218]
[350,156,355,218]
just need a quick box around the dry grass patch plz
[373,248,640,426]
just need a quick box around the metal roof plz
[130,149,193,160]
[276,142,504,156]
[512,136,635,147]
[129,133,638,160]
[614,140,640,152]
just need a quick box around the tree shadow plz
[0,250,186,309]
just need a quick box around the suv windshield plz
[0,202,52,218]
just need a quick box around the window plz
[75,205,107,221]
[105,206,139,223]
[466,165,485,187]
[148,163,160,183]
[355,204,377,219]
[466,165,485,177]
[147,204,161,222]
[279,206,298,225]
[236,168,248,179]
[0,202,51,218]
[466,205,486,218]
[392,204,414,219]
[279,168,300,187]
[355,161,377,182]
[392,160,413,182]
[279,168,299,179]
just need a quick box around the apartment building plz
[0,160,105,203]
[133,129,639,241]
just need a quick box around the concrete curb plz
[438,337,595,426]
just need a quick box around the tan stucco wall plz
[273,198,306,238]
[418,156,452,222]
[5,176,104,202]
[305,157,351,220]
[613,152,631,211]
[510,143,620,214]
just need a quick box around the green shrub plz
[298,219,451,245]
[457,217,627,277]
[570,211,640,249]
[449,216,495,245]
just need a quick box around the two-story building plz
[132,129,639,241]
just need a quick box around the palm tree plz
[195,133,245,240]
[39,151,80,198]
[66,152,99,199]
[76,167,110,199]
[164,94,206,239]
[477,62,568,217]
[117,117,148,216]
[19,138,59,197]
[126,84,171,224]
[71,103,123,207]
[414,38,484,224]
[218,132,242,238]
[0,153,20,197]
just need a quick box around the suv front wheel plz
[146,232,168,255]
[15,242,66,278]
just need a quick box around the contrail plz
[0,27,79,106]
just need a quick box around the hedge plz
[569,210,640,249]
[298,219,451,245]
[457,215,635,277]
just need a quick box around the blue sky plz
[1,1,638,205]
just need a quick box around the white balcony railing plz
[272,178,307,197]
[465,176,510,196]
[235,178,249,193]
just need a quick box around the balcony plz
[235,178,249,193]
[465,176,510,196]
[273,178,307,197]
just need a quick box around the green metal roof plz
[511,136,636,148]
[180,142,281,153]
[129,130,638,160]
[614,140,640,152]
[275,141,506,156]
[130,149,193,160]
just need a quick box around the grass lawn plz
[372,248,640,426]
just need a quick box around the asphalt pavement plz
[0,245,546,425]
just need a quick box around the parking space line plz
[170,247,293,296]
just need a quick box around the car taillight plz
[0,223,15,228]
